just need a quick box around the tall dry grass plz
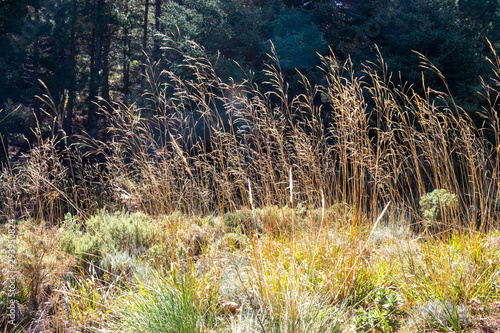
[2,38,500,333]
[1,39,499,233]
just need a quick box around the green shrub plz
[58,213,81,255]
[311,202,354,228]
[224,209,259,235]
[223,204,310,236]
[218,232,249,251]
[419,189,458,231]
[353,288,404,332]
[255,204,308,236]
[60,210,161,264]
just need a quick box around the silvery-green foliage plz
[419,189,458,229]
[411,300,470,332]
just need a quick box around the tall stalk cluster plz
[2,41,500,231]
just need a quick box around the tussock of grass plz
[410,300,471,332]
[111,268,221,333]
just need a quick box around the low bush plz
[419,189,459,232]
[60,210,162,265]
[353,288,404,332]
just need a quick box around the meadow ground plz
[1,207,500,332]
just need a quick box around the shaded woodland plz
[1,0,499,164]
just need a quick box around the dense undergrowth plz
[1,40,500,332]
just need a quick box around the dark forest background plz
[1,0,499,166]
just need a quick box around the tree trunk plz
[101,23,111,103]
[141,0,150,94]
[63,0,78,137]
[54,38,63,103]
[0,133,9,170]
[153,0,162,62]
[33,7,42,122]
[123,27,130,103]
[88,23,103,138]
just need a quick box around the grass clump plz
[261,303,345,333]
[410,300,470,332]
[99,251,146,284]
[223,204,309,237]
[0,222,74,331]
[16,224,73,311]
[112,269,221,333]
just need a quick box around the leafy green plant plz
[58,213,82,254]
[419,189,458,231]
[60,210,161,264]
[353,288,404,332]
